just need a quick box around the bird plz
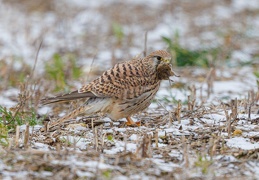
[41,50,177,130]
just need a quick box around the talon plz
[135,121,141,126]
[126,121,133,126]
[126,117,141,127]
[126,117,135,126]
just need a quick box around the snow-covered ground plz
[0,0,259,179]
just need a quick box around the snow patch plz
[226,137,259,150]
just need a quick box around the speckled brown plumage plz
[42,50,176,129]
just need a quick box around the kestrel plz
[42,50,176,130]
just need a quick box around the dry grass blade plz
[143,31,148,57]
[15,125,20,148]
[1,1,259,179]
[24,123,30,149]
[30,39,43,80]
[175,100,182,124]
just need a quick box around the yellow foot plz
[126,117,141,127]
[135,121,141,126]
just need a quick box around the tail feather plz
[45,98,112,131]
[41,90,97,105]
[49,105,87,129]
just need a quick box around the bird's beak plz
[162,58,171,64]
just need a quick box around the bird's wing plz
[79,61,157,100]
[42,58,158,105]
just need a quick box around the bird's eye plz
[156,56,162,60]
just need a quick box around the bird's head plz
[147,50,172,66]
[147,50,179,79]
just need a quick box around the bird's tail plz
[42,98,111,132]
[44,105,86,131]
[41,90,96,105]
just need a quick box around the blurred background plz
[0,0,258,101]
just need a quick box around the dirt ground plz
[0,0,259,179]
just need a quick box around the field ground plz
[0,0,259,179]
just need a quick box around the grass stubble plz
[0,0,259,179]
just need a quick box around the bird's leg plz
[126,116,141,126]
[135,121,141,126]
[126,117,135,125]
